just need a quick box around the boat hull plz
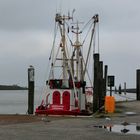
[35,108,80,116]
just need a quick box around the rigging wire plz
[49,22,58,60]
[97,22,100,53]
[87,41,92,85]
[81,17,93,32]
[93,25,96,54]
[83,19,97,78]
[36,22,59,104]
[79,49,92,86]
[37,21,60,103]
[82,22,94,46]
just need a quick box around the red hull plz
[35,108,80,116]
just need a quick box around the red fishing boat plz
[35,11,99,115]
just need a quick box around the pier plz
[0,101,140,140]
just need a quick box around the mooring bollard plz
[28,65,35,114]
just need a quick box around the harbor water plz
[0,89,136,114]
[0,90,42,114]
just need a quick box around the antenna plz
[72,9,76,21]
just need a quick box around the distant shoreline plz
[0,85,28,90]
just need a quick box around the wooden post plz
[124,82,126,95]
[102,65,108,108]
[119,84,122,95]
[98,61,103,108]
[110,86,112,96]
[28,65,35,114]
[136,69,140,100]
[103,65,108,97]
[93,53,100,112]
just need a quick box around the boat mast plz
[55,13,72,86]
[72,21,82,81]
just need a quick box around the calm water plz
[0,90,42,114]
[0,90,136,114]
[107,91,136,102]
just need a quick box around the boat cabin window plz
[47,79,86,89]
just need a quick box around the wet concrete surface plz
[0,101,140,140]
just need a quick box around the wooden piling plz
[93,53,100,112]
[98,61,103,108]
[103,65,108,97]
[136,69,140,100]
[28,65,35,114]
[118,84,122,95]
[124,82,126,95]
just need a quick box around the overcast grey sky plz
[0,0,140,88]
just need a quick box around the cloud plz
[100,31,140,88]
[0,30,52,86]
[0,0,56,30]
[0,0,140,88]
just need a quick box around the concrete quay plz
[0,101,140,140]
